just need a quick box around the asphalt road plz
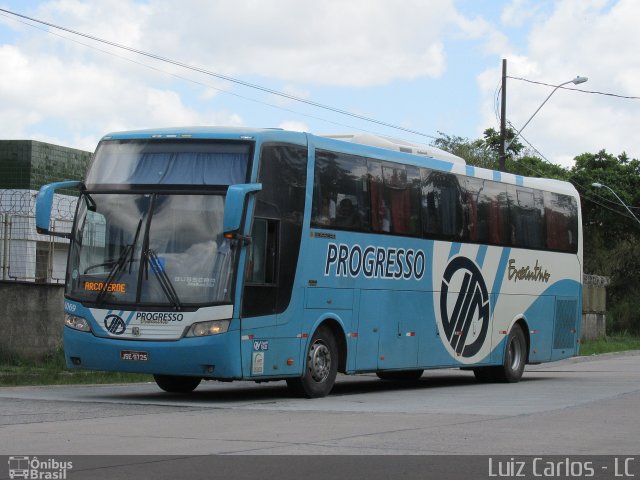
[0,351,639,457]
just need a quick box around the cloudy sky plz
[0,0,637,167]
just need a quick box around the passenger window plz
[463,178,509,245]
[312,150,370,231]
[369,161,420,236]
[544,192,578,253]
[511,187,545,249]
[421,169,464,240]
[382,164,421,236]
[368,160,387,231]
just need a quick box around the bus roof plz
[321,133,465,164]
[101,126,306,142]
[101,126,577,198]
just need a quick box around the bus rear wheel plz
[376,369,424,381]
[498,324,527,382]
[287,326,338,398]
[473,324,527,383]
[153,374,201,393]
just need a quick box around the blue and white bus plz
[36,127,582,398]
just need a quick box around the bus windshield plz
[85,139,250,186]
[66,192,237,307]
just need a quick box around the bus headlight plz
[186,320,230,337]
[65,314,92,332]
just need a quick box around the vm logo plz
[440,256,490,358]
[104,314,126,335]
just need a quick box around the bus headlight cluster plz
[186,320,230,337]
[65,314,91,332]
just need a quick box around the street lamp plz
[499,74,588,171]
[505,76,588,151]
[592,182,640,226]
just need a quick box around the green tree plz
[506,154,568,180]
[481,127,525,165]
[569,150,640,242]
[431,128,560,177]
[430,131,493,168]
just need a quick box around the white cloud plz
[27,0,476,87]
[479,0,640,167]
[1,0,498,149]
[0,26,243,150]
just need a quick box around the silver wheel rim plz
[308,340,331,383]
[509,335,523,371]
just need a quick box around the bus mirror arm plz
[223,183,263,237]
[35,180,84,238]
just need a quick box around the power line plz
[0,7,438,140]
[507,76,640,100]
[0,10,418,141]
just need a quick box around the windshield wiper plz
[96,219,143,306]
[143,248,182,310]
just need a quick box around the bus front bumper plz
[63,327,242,379]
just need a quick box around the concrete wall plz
[0,281,64,360]
[582,274,609,340]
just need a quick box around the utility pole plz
[499,58,507,172]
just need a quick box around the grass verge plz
[0,349,151,387]
[580,334,640,356]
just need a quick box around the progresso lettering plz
[136,312,184,324]
[324,243,426,280]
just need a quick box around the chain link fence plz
[0,189,76,283]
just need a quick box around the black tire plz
[287,326,338,398]
[153,374,201,393]
[472,324,527,383]
[496,324,527,382]
[376,369,424,381]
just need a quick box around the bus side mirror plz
[36,180,83,238]
[223,183,262,239]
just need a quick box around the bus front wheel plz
[153,374,202,393]
[287,326,338,398]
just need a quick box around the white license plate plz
[120,350,149,361]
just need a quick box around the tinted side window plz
[511,187,545,249]
[369,161,421,236]
[421,169,464,240]
[312,150,370,231]
[544,192,579,253]
[383,164,421,236]
[463,177,509,245]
